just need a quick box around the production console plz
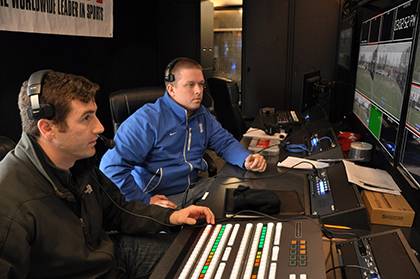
[151,219,326,279]
[306,162,369,230]
[333,230,420,279]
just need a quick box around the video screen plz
[353,0,417,159]
[407,84,420,132]
[353,91,371,127]
[355,42,411,120]
[337,27,353,69]
[400,129,420,187]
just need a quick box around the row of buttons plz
[289,239,308,267]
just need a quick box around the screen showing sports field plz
[353,0,417,157]
[399,34,420,188]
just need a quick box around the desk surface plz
[152,118,420,278]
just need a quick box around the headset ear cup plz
[27,69,54,120]
[164,57,183,83]
[27,104,55,120]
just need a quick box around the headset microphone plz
[98,135,115,149]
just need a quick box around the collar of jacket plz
[162,91,206,121]
[14,133,80,202]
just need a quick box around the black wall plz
[0,0,201,142]
[241,0,340,118]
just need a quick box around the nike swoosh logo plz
[169,132,177,136]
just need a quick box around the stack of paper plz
[343,160,401,195]
[243,127,287,141]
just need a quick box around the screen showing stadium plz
[353,0,417,157]
[400,29,420,188]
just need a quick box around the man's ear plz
[166,83,175,97]
[37,119,55,140]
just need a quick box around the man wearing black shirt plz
[0,70,214,278]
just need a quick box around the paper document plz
[243,127,287,141]
[343,160,401,195]
[277,156,330,170]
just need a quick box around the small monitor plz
[337,27,353,70]
[302,70,321,112]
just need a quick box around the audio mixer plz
[151,219,326,279]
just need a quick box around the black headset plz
[26,69,55,120]
[164,57,184,83]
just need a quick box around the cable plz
[94,175,178,228]
[216,210,323,224]
[326,264,374,274]
[217,160,319,186]
[284,143,309,154]
[255,143,281,154]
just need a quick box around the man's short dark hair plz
[18,71,99,137]
[164,57,202,86]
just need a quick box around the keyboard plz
[277,110,300,125]
[151,219,326,279]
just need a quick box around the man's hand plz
[244,153,267,172]
[169,205,215,225]
[150,194,177,209]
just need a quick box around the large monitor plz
[353,0,418,159]
[399,18,420,188]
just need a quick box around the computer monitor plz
[302,70,321,112]
[353,0,418,159]
[398,17,420,188]
[337,27,353,70]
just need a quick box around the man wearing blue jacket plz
[100,57,266,208]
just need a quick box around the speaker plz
[164,58,183,83]
[27,70,55,120]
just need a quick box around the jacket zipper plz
[188,128,192,151]
[184,111,193,186]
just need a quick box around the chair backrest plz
[0,136,16,161]
[206,77,247,140]
[109,87,165,133]
[109,86,215,134]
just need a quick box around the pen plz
[323,224,352,230]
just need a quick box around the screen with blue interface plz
[353,0,418,158]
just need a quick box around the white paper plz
[277,156,330,170]
[243,128,287,141]
[342,160,401,195]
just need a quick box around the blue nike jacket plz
[100,92,250,203]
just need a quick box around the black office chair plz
[108,86,218,176]
[206,77,247,140]
[109,86,165,133]
[0,136,16,161]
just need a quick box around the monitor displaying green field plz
[355,42,411,120]
[353,0,417,160]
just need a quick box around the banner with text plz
[0,0,113,37]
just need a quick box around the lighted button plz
[299,240,306,244]
[289,274,296,279]
[300,274,307,279]
[299,250,306,255]
[300,245,306,249]
[291,240,297,245]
